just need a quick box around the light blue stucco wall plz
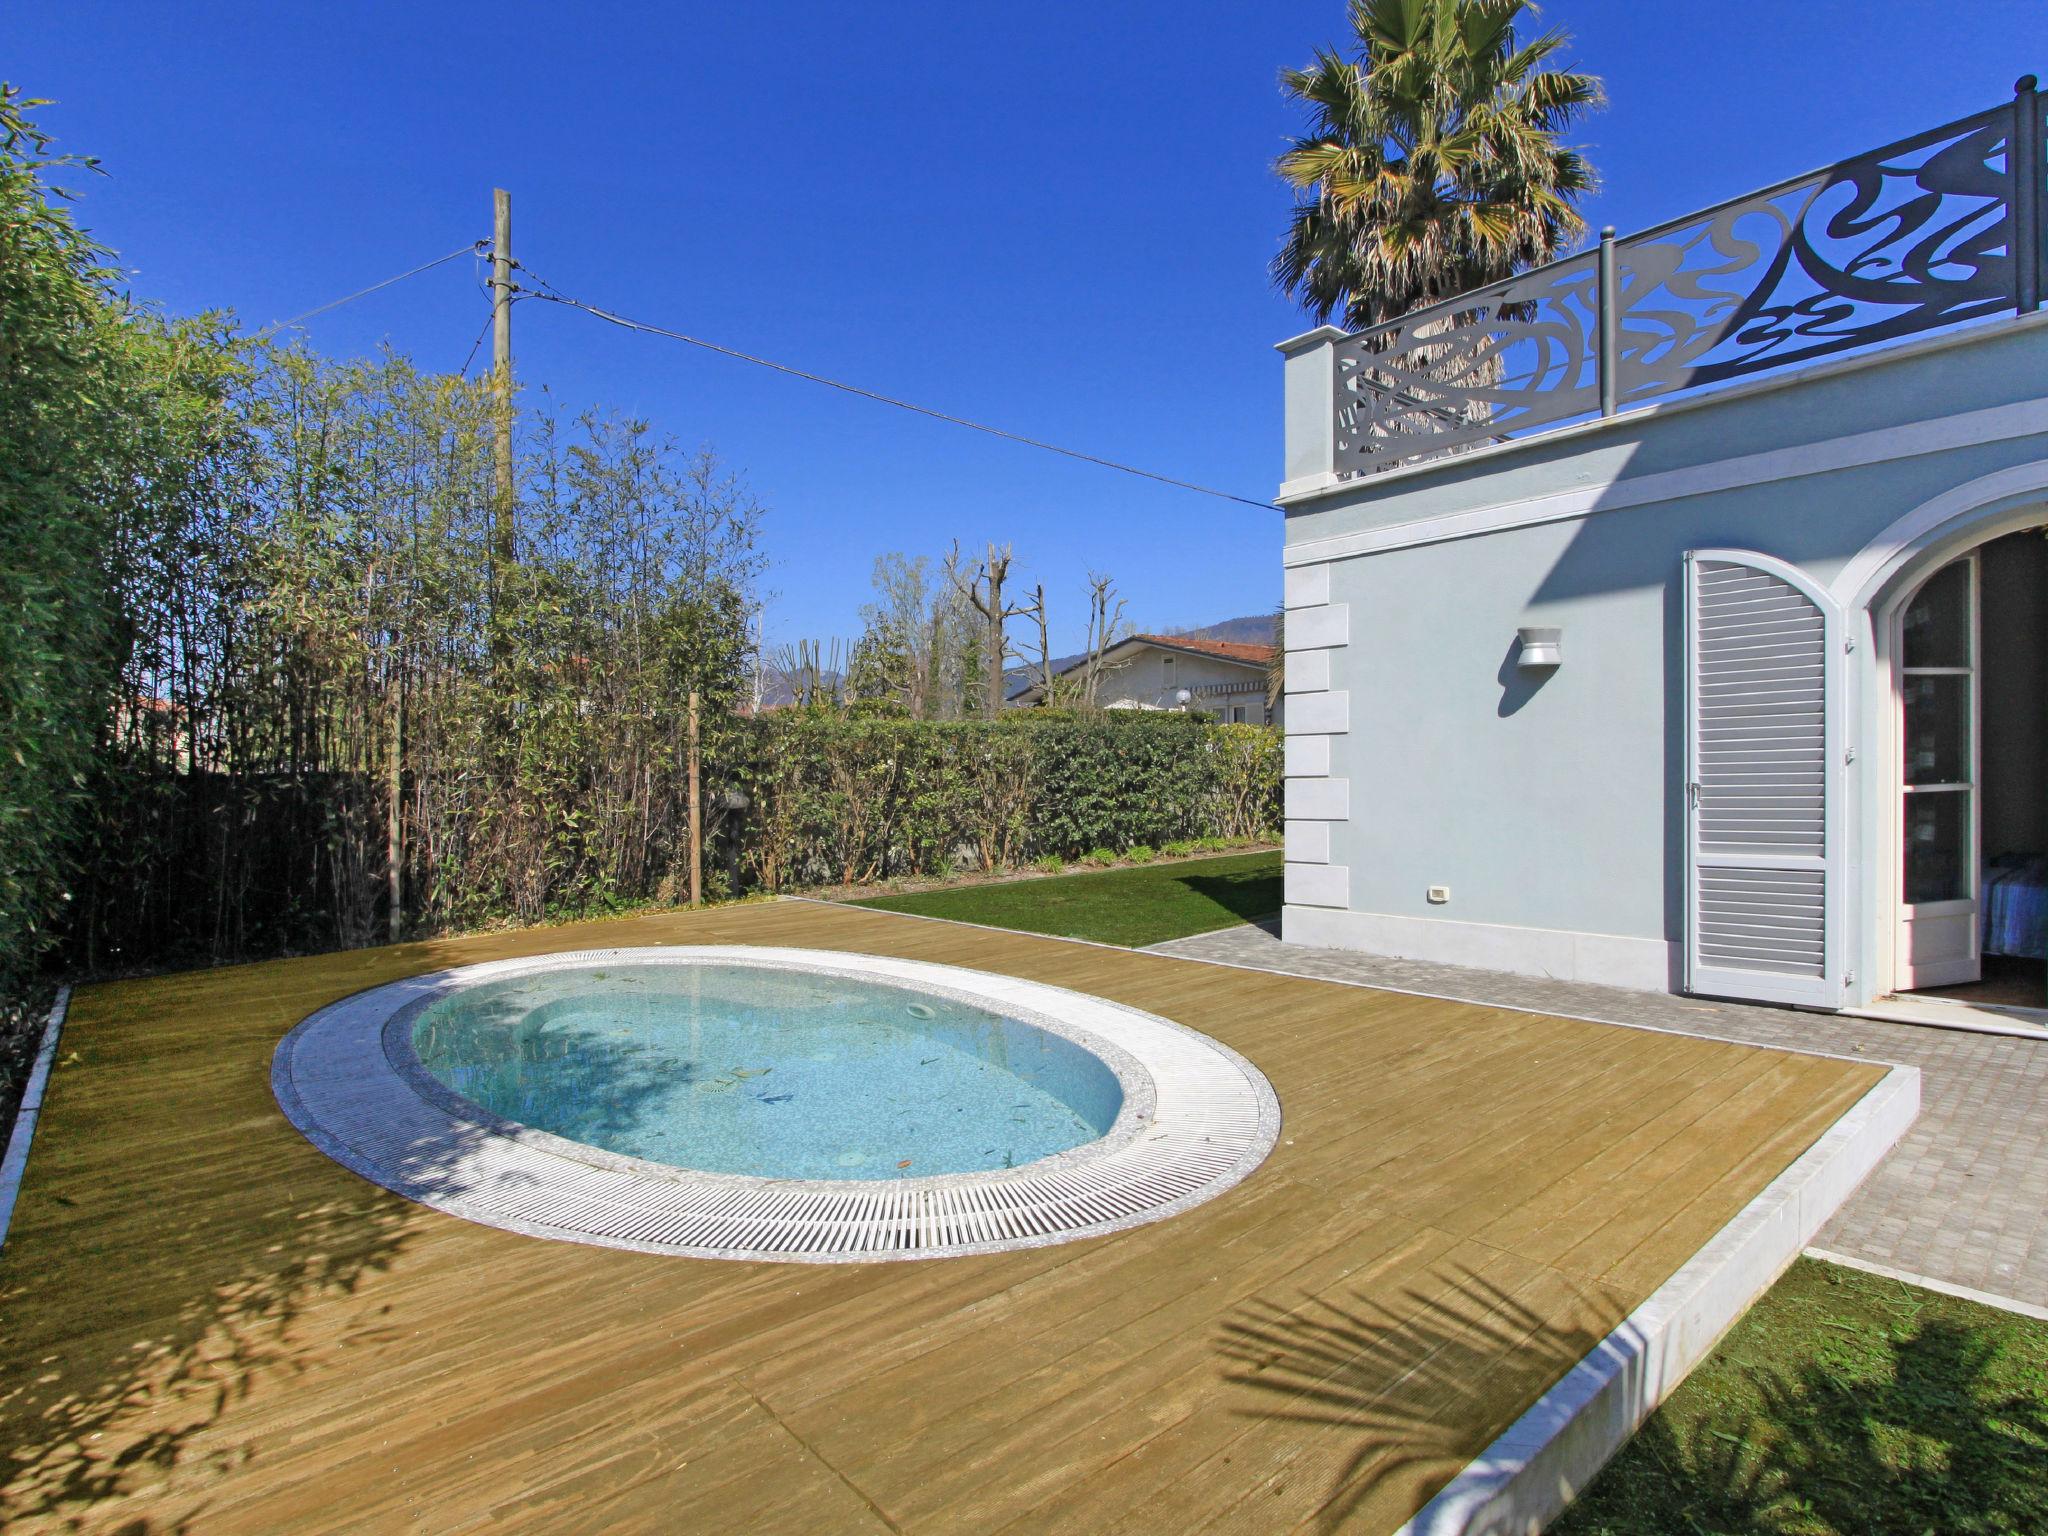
[1278,314,2048,994]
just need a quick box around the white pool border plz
[0,987,72,1253]
[1394,1062,1920,1536]
[272,945,1281,1263]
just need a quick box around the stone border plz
[0,986,72,1252]
[1395,1063,1920,1536]
[1804,1246,2048,1324]
[273,946,1281,1263]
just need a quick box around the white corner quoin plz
[1282,556,1353,918]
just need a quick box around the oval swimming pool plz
[407,961,1125,1180]
[274,945,1279,1262]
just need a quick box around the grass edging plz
[808,838,1279,905]
[1803,1245,2048,1325]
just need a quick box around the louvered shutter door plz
[1685,551,1845,1008]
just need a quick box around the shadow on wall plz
[1487,435,1875,959]
[1216,1264,1625,1533]
[1496,637,1559,717]
[0,929,680,1531]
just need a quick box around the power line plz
[458,311,494,377]
[514,275,1278,512]
[252,242,1279,511]
[263,240,488,336]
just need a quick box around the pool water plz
[408,961,1125,1180]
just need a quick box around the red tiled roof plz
[1130,633,1276,666]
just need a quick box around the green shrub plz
[1125,845,1156,864]
[78,696,1283,969]
[1024,713,1215,856]
[1,90,250,992]
[724,713,1280,892]
[1209,724,1284,842]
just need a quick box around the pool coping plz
[0,987,72,1254]
[273,945,1283,1263]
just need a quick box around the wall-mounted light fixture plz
[1516,626,1563,669]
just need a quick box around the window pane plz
[1902,561,1971,668]
[1904,792,1969,904]
[1902,674,1970,784]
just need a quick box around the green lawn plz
[1557,1257,2048,1536]
[851,850,1281,948]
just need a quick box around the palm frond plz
[1272,0,1602,329]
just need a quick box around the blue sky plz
[12,1,2045,651]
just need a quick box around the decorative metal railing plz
[1330,78,2048,476]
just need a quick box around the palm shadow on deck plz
[1220,1263,2048,1536]
[1217,1264,1625,1533]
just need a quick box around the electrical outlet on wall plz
[1426,886,1450,905]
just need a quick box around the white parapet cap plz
[1273,324,1349,356]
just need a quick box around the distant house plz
[1013,634,1280,726]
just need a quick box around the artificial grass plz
[850,850,1282,948]
[1556,1257,2048,1536]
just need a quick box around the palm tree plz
[1266,605,1285,716]
[1273,0,1602,331]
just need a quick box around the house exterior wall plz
[1278,312,2048,996]
[1095,646,1278,726]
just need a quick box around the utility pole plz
[687,691,703,908]
[490,188,516,581]
[387,667,403,943]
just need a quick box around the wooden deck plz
[0,900,1883,1534]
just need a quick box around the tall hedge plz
[66,713,1279,970]
[731,713,1281,892]
[0,89,189,994]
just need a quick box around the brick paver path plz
[1150,920,2048,1312]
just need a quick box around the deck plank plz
[0,899,1885,1533]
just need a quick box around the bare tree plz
[1076,572,1129,707]
[1011,581,1055,702]
[945,540,1031,719]
[1007,570,1129,710]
